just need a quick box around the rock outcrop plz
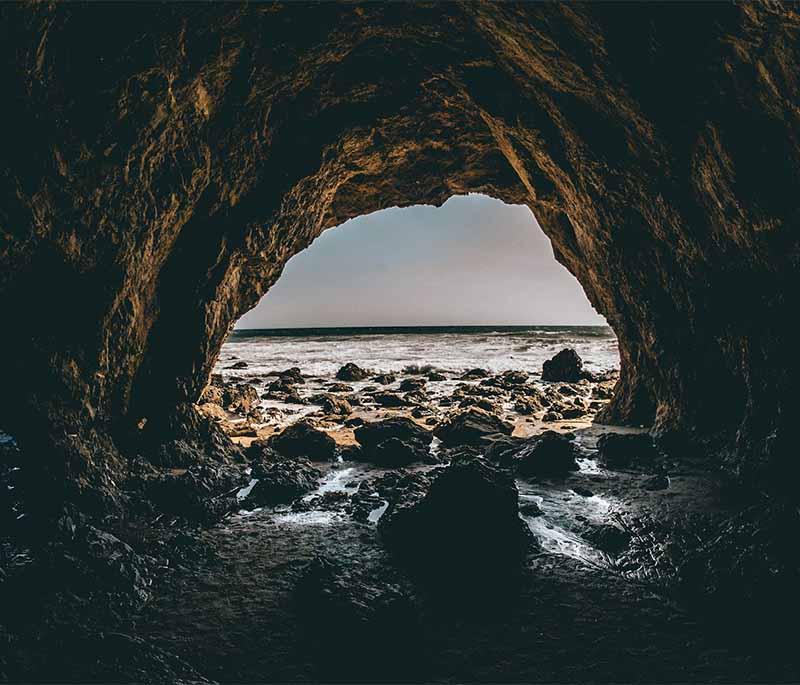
[0,3,798,509]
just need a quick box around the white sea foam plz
[216,326,619,380]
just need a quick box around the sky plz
[235,194,606,328]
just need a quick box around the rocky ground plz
[2,349,799,682]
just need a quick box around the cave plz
[1,2,800,681]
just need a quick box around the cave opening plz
[202,194,621,456]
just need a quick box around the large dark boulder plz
[541,348,585,382]
[434,408,513,447]
[378,458,533,585]
[336,363,370,381]
[353,418,435,467]
[515,431,579,478]
[268,420,337,462]
[243,458,321,508]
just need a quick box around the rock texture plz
[0,3,799,507]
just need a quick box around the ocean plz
[217,325,619,379]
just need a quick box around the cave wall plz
[0,2,798,499]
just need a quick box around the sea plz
[216,325,619,379]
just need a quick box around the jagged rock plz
[268,420,337,461]
[276,367,305,384]
[242,458,321,508]
[515,431,579,478]
[372,373,397,385]
[379,458,533,585]
[317,394,352,416]
[352,418,436,467]
[434,408,513,446]
[596,433,659,470]
[336,363,370,381]
[541,349,586,383]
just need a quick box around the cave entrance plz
[199,194,619,450]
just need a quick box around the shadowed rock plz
[434,408,514,446]
[515,431,579,478]
[268,420,337,462]
[379,458,534,587]
[542,349,586,383]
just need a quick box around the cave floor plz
[132,428,782,683]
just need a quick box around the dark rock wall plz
[1,2,798,497]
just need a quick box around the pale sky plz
[236,194,606,328]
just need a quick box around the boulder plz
[379,458,533,585]
[372,373,397,385]
[336,363,370,381]
[426,371,447,381]
[317,394,352,416]
[596,432,659,470]
[227,360,248,370]
[434,407,513,446]
[243,458,321,508]
[460,368,489,380]
[515,431,579,478]
[372,391,407,408]
[268,420,338,461]
[368,437,435,468]
[541,348,585,382]
[354,417,433,450]
[399,377,426,392]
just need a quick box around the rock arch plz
[0,2,798,503]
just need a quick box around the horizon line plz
[232,322,613,331]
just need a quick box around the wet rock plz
[243,458,321,508]
[227,361,248,370]
[541,348,586,383]
[142,463,246,524]
[276,367,305,384]
[572,486,594,497]
[460,368,489,380]
[580,523,631,555]
[642,474,670,490]
[267,377,297,394]
[372,391,407,408]
[515,431,579,478]
[560,406,586,420]
[379,458,533,586]
[343,417,364,427]
[326,382,354,392]
[459,396,498,413]
[434,407,513,447]
[596,433,659,470]
[372,373,397,385]
[367,437,435,468]
[268,420,337,461]
[542,411,562,422]
[403,389,430,405]
[399,377,426,392]
[336,363,370,381]
[519,500,544,517]
[426,371,447,381]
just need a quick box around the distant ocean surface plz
[218,326,619,378]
